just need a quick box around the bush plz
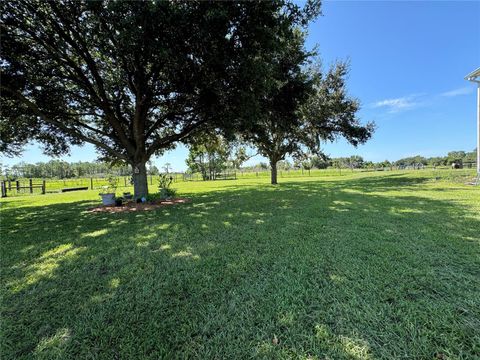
[99,174,118,195]
[157,174,176,199]
[160,187,177,199]
[146,193,161,202]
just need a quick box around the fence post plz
[124,177,127,187]
[8,180,11,190]
[1,181,6,198]
[16,180,20,191]
[90,177,93,190]
[256,171,258,177]
[42,180,46,194]
[29,178,33,193]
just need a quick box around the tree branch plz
[2,86,129,162]
[145,109,196,138]
[35,4,136,156]
[146,119,207,158]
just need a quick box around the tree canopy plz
[241,56,375,184]
[1,0,319,197]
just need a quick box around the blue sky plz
[2,0,479,171]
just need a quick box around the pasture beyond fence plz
[1,167,477,198]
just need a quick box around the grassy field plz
[3,167,476,195]
[1,171,479,359]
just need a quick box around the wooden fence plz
[182,172,236,181]
[1,179,46,197]
[2,167,476,198]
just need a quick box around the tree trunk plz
[270,158,278,185]
[132,161,148,200]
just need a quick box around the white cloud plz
[440,86,474,97]
[372,96,418,113]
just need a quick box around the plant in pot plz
[99,175,118,206]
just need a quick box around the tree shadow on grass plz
[1,176,479,359]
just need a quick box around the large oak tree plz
[1,0,317,198]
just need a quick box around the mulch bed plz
[88,198,190,213]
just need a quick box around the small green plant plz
[161,187,177,199]
[158,174,176,199]
[99,174,118,195]
[158,173,173,189]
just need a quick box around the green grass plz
[4,167,476,195]
[1,171,479,359]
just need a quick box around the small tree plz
[447,151,466,165]
[229,146,256,170]
[310,155,329,169]
[464,149,477,165]
[258,162,269,170]
[148,165,160,176]
[277,160,292,171]
[186,135,230,180]
[346,155,364,170]
[162,163,171,174]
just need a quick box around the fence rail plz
[1,166,477,198]
[0,174,182,197]
[1,180,46,197]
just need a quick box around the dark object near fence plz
[183,172,237,181]
[1,179,46,197]
[115,198,123,206]
[451,161,463,169]
[61,186,89,192]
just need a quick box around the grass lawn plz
[1,171,479,359]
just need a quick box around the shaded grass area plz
[1,172,479,359]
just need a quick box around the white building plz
[465,67,480,178]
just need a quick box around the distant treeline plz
[1,149,476,179]
[242,149,477,171]
[392,150,476,167]
[1,160,149,179]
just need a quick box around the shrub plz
[99,174,118,195]
[160,187,177,199]
[158,174,176,199]
[146,192,161,202]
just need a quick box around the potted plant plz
[99,175,118,205]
